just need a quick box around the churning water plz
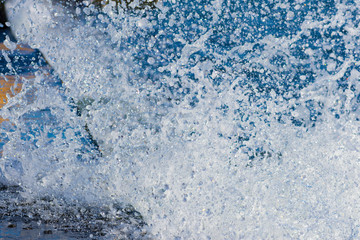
[1,0,360,238]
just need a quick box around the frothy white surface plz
[2,0,360,238]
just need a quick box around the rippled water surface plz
[1,0,360,239]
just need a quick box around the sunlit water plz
[1,0,360,239]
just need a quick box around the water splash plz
[1,0,360,238]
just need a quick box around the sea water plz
[1,0,360,239]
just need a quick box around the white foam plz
[2,0,360,238]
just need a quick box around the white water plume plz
[1,0,360,238]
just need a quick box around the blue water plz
[1,0,360,239]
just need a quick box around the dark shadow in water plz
[0,2,7,28]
